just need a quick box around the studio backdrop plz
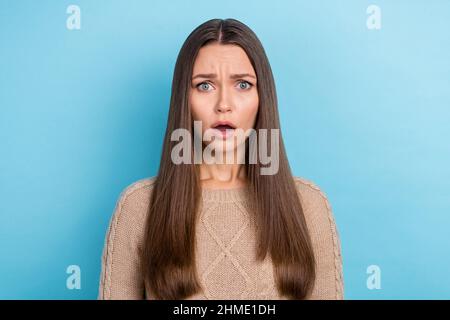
[1,0,449,299]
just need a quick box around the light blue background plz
[1,0,449,299]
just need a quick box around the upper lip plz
[211,121,236,129]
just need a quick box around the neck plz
[199,162,247,189]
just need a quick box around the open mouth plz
[211,122,236,139]
[213,124,235,131]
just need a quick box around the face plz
[189,43,259,157]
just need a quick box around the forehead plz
[192,43,255,73]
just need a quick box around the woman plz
[98,18,344,300]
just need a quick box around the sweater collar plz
[201,185,251,203]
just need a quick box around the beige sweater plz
[98,176,344,300]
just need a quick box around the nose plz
[215,86,233,114]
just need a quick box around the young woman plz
[98,18,344,300]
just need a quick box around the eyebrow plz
[191,73,257,80]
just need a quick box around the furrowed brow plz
[191,73,256,80]
[192,73,217,80]
[229,73,256,80]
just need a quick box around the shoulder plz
[116,176,157,204]
[292,176,332,213]
[109,176,157,227]
[291,175,336,236]
[292,176,336,243]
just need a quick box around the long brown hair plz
[141,18,316,299]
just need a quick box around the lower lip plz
[213,128,235,139]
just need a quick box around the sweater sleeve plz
[98,179,152,300]
[294,177,345,300]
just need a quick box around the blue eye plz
[196,80,253,91]
[237,80,253,90]
[196,82,212,91]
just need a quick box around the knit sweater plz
[98,176,344,300]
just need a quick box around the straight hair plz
[141,18,316,299]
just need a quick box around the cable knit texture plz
[98,176,344,300]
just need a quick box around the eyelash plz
[196,80,253,91]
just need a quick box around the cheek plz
[189,92,203,121]
[190,92,212,127]
[240,92,259,127]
